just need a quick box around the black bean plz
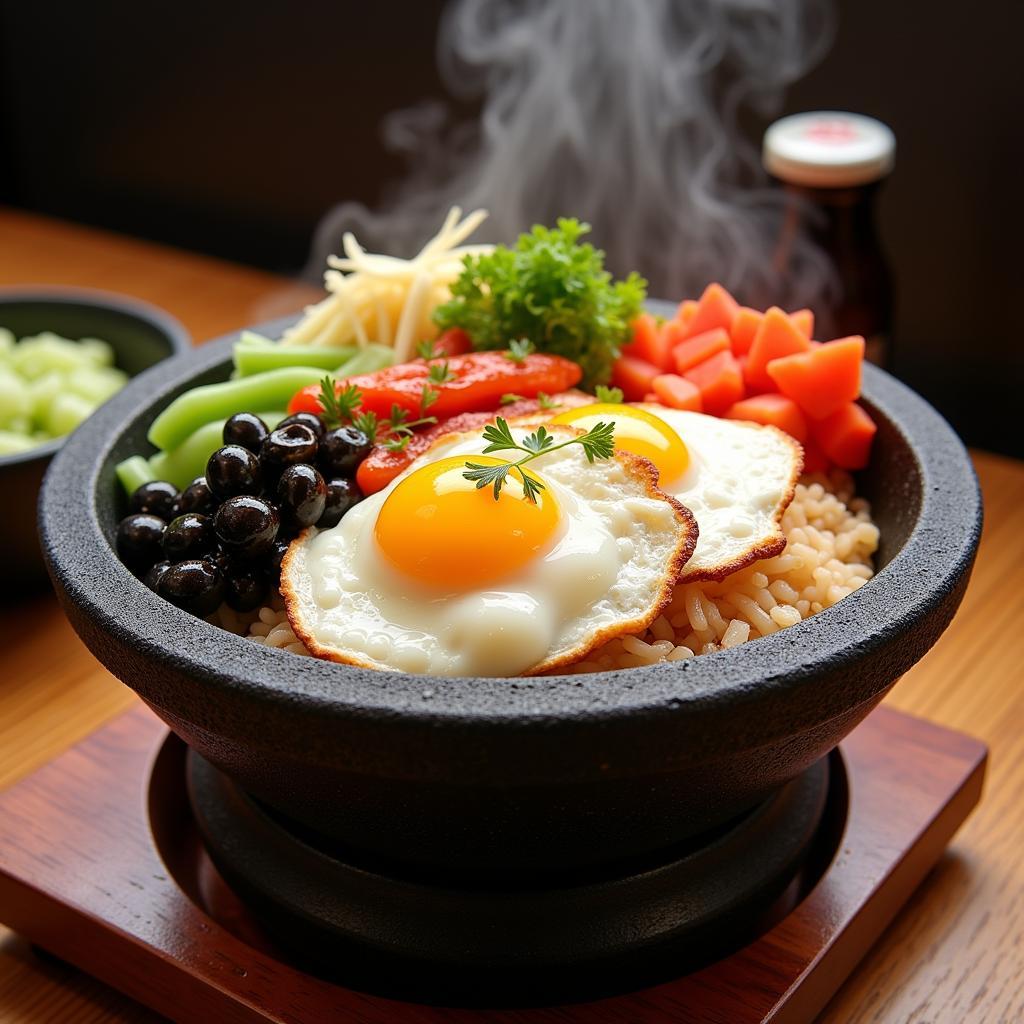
[128,480,179,520]
[116,513,166,573]
[206,445,263,500]
[214,495,280,560]
[223,412,270,454]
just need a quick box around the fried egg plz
[282,423,696,677]
[551,404,802,581]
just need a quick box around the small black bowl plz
[0,288,189,591]
[39,315,982,878]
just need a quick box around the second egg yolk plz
[552,404,689,485]
[374,455,561,589]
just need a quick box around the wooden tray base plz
[0,704,985,1024]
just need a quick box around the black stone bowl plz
[0,288,189,591]
[40,315,982,878]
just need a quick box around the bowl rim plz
[39,313,983,729]
[0,285,191,469]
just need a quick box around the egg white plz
[282,424,696,677]
[635,405,803,581]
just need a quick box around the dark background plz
[1,1,1021,456]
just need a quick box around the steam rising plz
[310,0,837,310]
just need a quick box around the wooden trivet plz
[0,704,985,1023]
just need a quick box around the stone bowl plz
[39,315,982,877]
[0,287,189,591]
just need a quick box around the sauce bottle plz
[763,111,896,367]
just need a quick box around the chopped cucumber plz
[46,392,94,437]
[66,365,129,405]
[0,369,32,426]
[0,430,38,456]
[0,328,129,454]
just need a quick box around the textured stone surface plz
[186,747,830,997]
[39,313,983,873]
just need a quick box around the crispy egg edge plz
[279,442,698,678]
[674,420,804,584]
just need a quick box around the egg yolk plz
[552,403,689,485]
[374,455,561,589]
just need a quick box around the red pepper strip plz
[432,327,473,356]
[495,389,594,420]
[355,411,494,495]
[287,351,583,419]
[354,389,597,495]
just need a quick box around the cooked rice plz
[219,469,878,672]
[562,469,878,672]
[210,592,311,657]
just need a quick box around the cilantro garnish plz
[594,385,624,404]
[420,383,440,410]
[463,417,615,503]
[318,378,362,429]
[351,409,379,439]
[318,376,435,447]
[427,360,456,385]
[504,338,535,364]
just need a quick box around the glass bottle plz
[763,111,896,367]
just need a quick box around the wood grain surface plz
[0,704,986,1024]
[0,208,1021,1023]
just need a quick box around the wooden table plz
[0,209,1020,1024]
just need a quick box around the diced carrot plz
[686,283,740,339]
[812,402,876,470]
[744,306,813,394]
[611,355,662,402]
[683,351,744,416]
[659,320,690,367]
[766,336,865,420]
[789,309,814,338]
[801,437,832,474]
[622,313,675,371]
[652,374,703,412]
[725,393,808,443]
[729,307,763,356]
[676,299,698,326]
[671,327,731,374]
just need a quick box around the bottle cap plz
[763,111,895,188]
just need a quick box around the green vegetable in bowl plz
[432,218,647,389]
[147,367,326,451]
[116,455,158,495]
[0,327,128,454]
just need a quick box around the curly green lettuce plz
[432,218,647,388]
